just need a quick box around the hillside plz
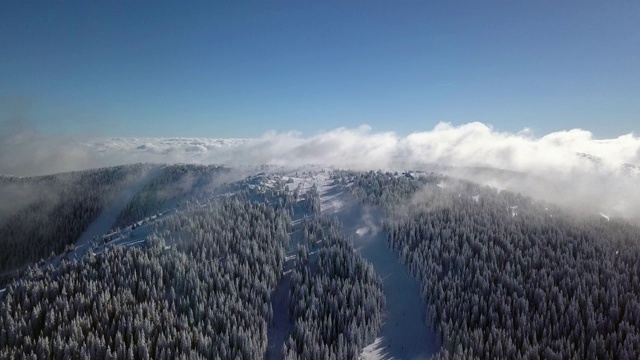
[1,166,640,359]
[0,164,154,280]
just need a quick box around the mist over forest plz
[2,119,639,224]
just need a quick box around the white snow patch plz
[285,254,297,261]
[360,337,391,360]
[124,239,146,247]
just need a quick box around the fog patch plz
[356,206,381,239]
[356,227,369,237]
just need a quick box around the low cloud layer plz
[87,122,640,176]
[1,122,639,220]
[3,122,639,176]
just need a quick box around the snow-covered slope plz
[73,166,162,253]
[312,174,439,359]
[255,169,439,359]
[288,170,441,357]
[5,162,640,357]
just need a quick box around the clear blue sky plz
[1,1,638,138]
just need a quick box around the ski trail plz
[319,179,439,360]
[265,233,298,360]
[265,206,309,359]
[265,273,292,359]
[267,171,439,359]
[74,166,163,252]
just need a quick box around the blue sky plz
[1,1,638,138]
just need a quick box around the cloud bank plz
[3,122,638,176]
[1,122,639,220]
[76,123,640,174]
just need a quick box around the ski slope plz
[317,175,440,359]
[75,166,162,247]
[266,218,308,359]
[334,199,439,359]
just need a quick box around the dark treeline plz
[340,170,640,359]
[114,164,230,228]
[0,164,150,276]
[333,169,430,206]
[0,197,290,359]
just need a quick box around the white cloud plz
[2,121,639,220]
[5,122,639,177]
